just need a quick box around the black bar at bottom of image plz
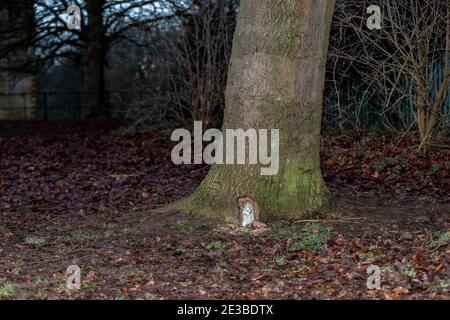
[0,300,441,319]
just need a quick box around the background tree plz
[113,0,239,128]
[0,1,36,73]
[0,0,182,117]
[84,0,106,116]
[180,0,336,222]
[159,0,238,127]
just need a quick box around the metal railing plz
[0,89,448,130]
[0,91,148,121]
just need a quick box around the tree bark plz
[182,0,336,222]
[84,0,107,117]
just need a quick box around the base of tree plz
[171,161,335,225]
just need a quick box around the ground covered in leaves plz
[0,121,448,299]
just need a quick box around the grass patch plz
[69,230,94,243]
[430,231,450,248]
[380,265,395,274]
[426,279,450,293]
[0,282,16,298]
[24,236,46,246]
[356,251,379,263]
[121,227,134,235]
[400,261,417,278]
[289,224,333,252]
[204,241,226,250]
[174,219,189,230]
[274,256,285,265]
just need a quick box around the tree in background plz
[0,1,35,73]
[162,0,239,127]
[0,0,182,117]
[113,0,239,128]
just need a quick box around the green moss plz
[176,197,221,219]
[175,164,333,222]
[256,158,334,220]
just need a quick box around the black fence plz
[0,91,147,121]
[0,90,449,131]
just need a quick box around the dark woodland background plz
[0,0,448,300]
[1,0,448,134]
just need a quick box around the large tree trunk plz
[182,0,336,222]
[84,0,106,117]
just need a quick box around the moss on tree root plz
[175,159,335,223]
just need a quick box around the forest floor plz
[0,121,448,300]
